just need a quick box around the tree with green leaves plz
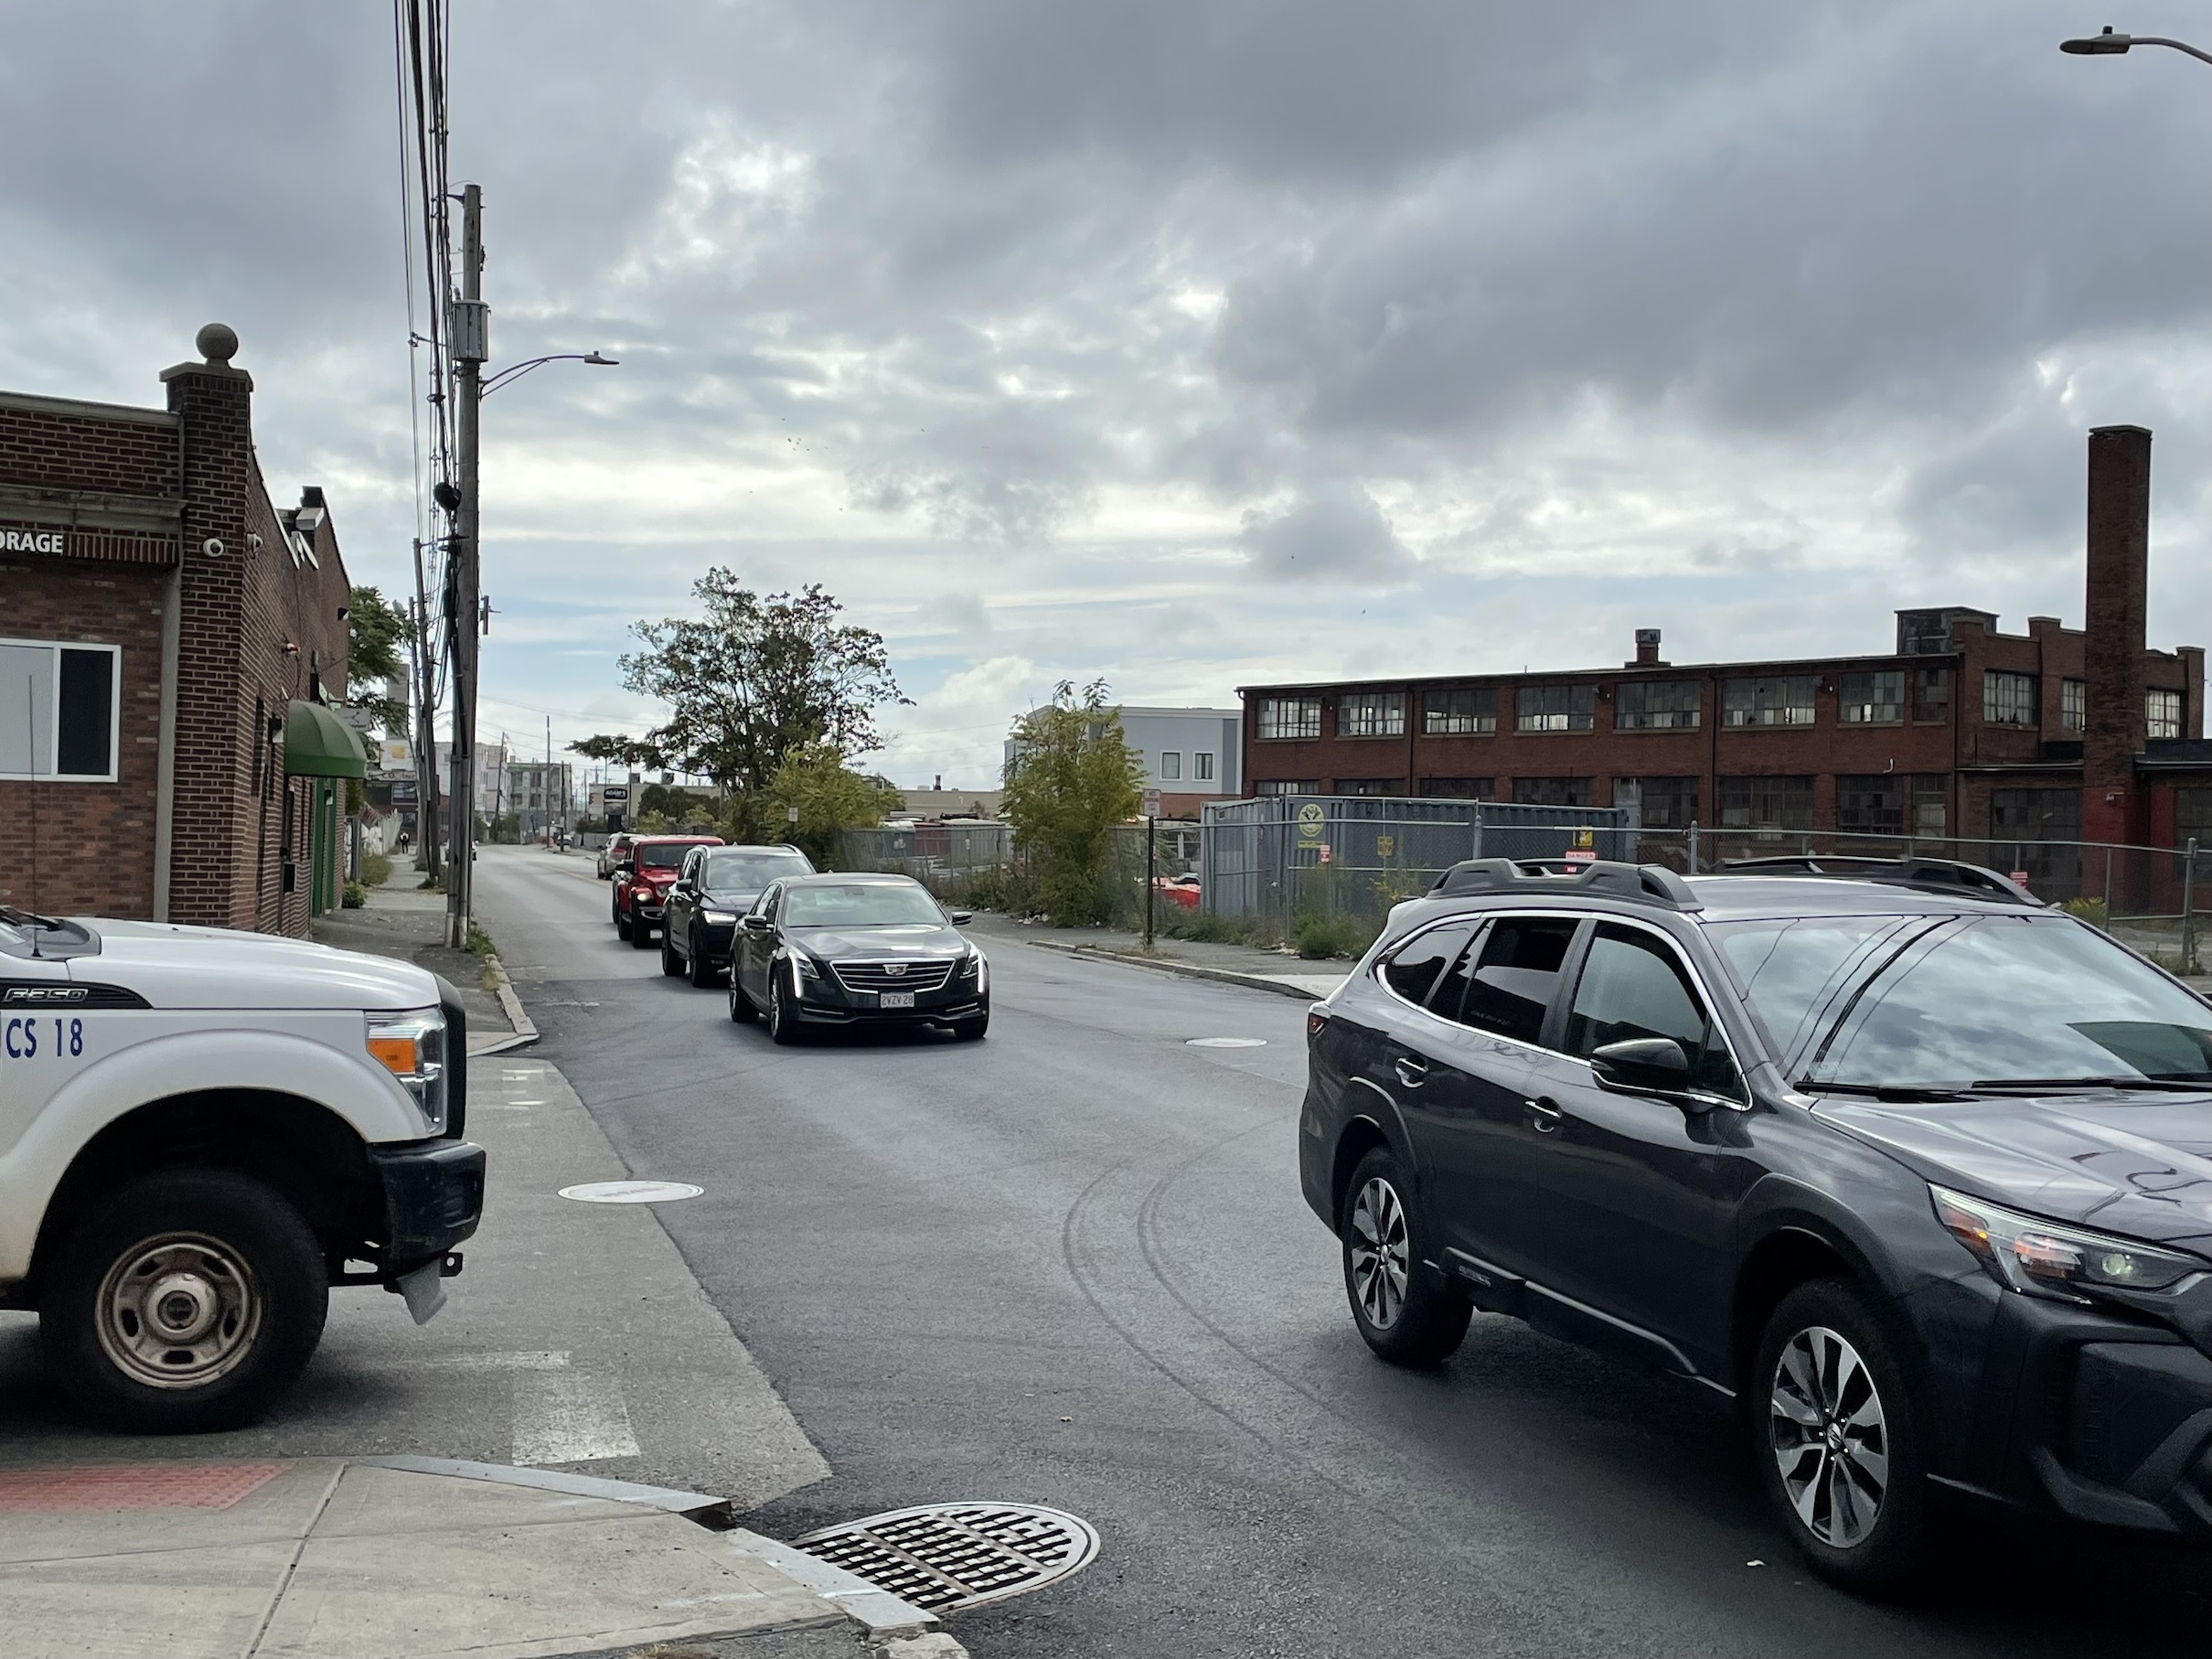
[1000,680,1144,925]
[741,742,904,868]
[571,571,904,791]
[345,585,411,735]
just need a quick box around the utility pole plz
[446,182,486,947]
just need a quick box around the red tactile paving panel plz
[0,1462,287,1512]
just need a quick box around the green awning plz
[284,699,366,779]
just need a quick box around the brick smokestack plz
[1633,627,1662,667]
[2081,423,2151,847]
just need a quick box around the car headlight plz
[956,947,987,991]
[1931,1186,2205,1303]
[787,951,819,992]
[702,908,737,925]
[367,1009,449,1135]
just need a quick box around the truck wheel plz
[630,915,655,949]
[39,1170,328,1434]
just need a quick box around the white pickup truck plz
[0,904,486,1431]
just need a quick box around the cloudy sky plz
[3,2,2207,787]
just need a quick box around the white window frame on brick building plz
[1838,670,1904,725]
[1423,687,1496,734]
[1616,680,1701,731]
[1338,691,1405,738]
[1723,675,1816,728]
[2147,688,2182,741]
[1256,696,1321,740]
[0,637,121,783]
[1982,669,2037,727]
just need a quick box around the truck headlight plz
[1931,1186,2204,1303]
[368,1010,449,1135]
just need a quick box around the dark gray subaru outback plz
[1298,855,2212,1590]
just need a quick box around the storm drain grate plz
[791,1502,1099,1612]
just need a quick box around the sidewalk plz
[963,912,1349,1000]
[310,877,528,1054]
[0,1455,945,1659]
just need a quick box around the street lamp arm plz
[480,351,620,397]
[2133,35,2212,65]
[2061,26,2212,65]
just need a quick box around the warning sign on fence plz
[1297,802,1324,840]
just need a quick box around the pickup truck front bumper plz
[369,1138,486,1275]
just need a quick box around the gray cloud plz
[2,0,2208,787]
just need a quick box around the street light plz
[480,350,619,397]
[2061,25,2212,64]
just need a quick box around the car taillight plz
[1308,1010,1330,1038]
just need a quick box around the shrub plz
[360,851,393,887]
[1000,680,1144,926]
[1159,910,1284,948]
[1294,912,1376,960]
[2060,896,2109,929]
[341,881,368,909]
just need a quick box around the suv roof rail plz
[1428,858,1702,912]
[1710,854,2041,905]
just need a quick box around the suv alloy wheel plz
[688,926,718,988]
[1339,1147,1469,1366]
[1751,1279,1928,1592]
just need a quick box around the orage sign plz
[0,528,66,555]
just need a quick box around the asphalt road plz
[476,845,2209,1659]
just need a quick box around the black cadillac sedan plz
[728,872,988,1044]
[1301,855,2212,1592]
[660,843,816,987]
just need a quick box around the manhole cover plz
[792,1502,1099,1612]
[1186,1037,1266,1048]
[557,1181,703,1204]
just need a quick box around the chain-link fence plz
[1199,796,1638,932]
[1631,826,2211,974]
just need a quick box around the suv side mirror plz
[740,914,771,933]
[949,910,973,925]
[1590,1037,1702,1107]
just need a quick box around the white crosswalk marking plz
[511,1365,642,1465]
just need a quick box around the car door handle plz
[1525,1097,1564,1134]
[1394,1057,1430,1089]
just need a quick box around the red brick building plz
[0,324,363,933]
[1240,426,2210,869]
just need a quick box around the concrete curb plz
[482,950,540,1050]
[1024,937,1338,1001]
[354,1460,944,1641]
[353,1455,733,1528]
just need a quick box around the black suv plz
[1300,855,2212,1590]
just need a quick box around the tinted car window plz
[1709,915,1904,1061]
[636,843,693,870]
[1380,922,1476,1007]
[1565,925,1743,1100]
[783,883,946,926]
[1457,916,1578,1045]
[1811,914,2212,1086]
[704,851,812,894]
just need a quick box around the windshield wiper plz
[1796,1079,1972,1102]
[1966,1076,2212,1094]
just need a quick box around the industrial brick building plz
[0,324,363,932]
[1239,426,2209,865]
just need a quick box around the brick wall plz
[0,558,166,913]
[0,337,354,935]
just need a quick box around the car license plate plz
[879,991,915,1009]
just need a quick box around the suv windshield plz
[783,883,945,926]
[703,850,810,894]
[636,843,697,870]
[1792,913,2212,1088]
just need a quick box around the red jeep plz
[613,835,723,947]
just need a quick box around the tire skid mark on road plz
[1057,1123,1523,1589]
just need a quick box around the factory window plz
[2147,689,2182,742]
[1515,684,1595,733]
[1339,691,1405,738]
[1838,671,1904,725]
[1982,671,2037,727]
[1723,675,1816,728]
[1616,680,1701,731]
[1256,697,1321,740]
[1423,687,1497,735]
